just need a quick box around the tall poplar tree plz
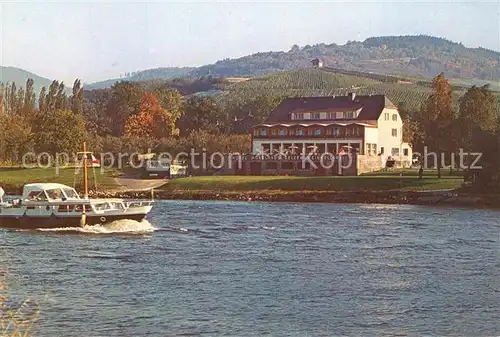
[420,72,455,178]
[70,79,84,114]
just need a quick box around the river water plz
[1,201,499,336]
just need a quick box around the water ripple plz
[1,201,499,336]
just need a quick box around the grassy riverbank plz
[0,167,471,207]
[0,167,122,193]
[163,171,464,194]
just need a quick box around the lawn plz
[164,173,463,193]
[0,167,122,192]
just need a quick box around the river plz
[1,201,499,336]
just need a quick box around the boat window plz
[46,188,64,200]
[26,191,47,201]
[63,188,80,199]
[94,203,111,211]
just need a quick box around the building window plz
[366,143,377,156]
[391,128,397,137]
[380,147,384,154]
[333,127,340,136]
[384,112,390,120]
[392,148,400,156]
[314,128,321,136]
[344,111,354,119]
[392,114,398,121]
[328,112,336,119]
[311,112,320,119]
[271,128,278,136]
[403,148,409,156]
[352,127,359,136]
[259,128,267,136]
[296,129,304,136]
[294,113,304,120]
[279,128,286,136]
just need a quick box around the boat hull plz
[0,213,148,230]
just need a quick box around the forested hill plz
[193,35,499,80]
[85,35,499,88]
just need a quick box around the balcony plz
[253,133,363,140]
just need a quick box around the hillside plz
[0,66,70,95]
[85,35,499,89]
[195,35,499,82]
[86,67,196,89]
[218,68,500,114]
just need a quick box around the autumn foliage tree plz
[124,92,179,140]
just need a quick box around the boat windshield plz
[26,190,47,201]
[63,188,80,199]
[46,188,64,200]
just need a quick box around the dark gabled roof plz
[264,94,396,123]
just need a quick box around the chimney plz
[348,92,356,101]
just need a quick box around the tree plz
[0,86,3,114]
[153,87,183,121]
[23,78,36,118]
[420,72,455,178]
[38,86,47,114]
[458,84,499,188]
[178,96,223,135]
[124,92,179,140]
[0,113,33,164]
[34,109,86,156]
[83,89,113,135]
[70,79,84,115]
[458,85,497,150]
[43,80,65,113]
[106,81,143,136]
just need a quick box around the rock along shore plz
[91,189,499,210]
[3,186,498,210]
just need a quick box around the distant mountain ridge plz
[0,66,71,95]
[3,35,499,91]
[85,35,499,89]
[86,67,196,89]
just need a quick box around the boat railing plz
[124,200,154,209]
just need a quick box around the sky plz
[1,0,499,84]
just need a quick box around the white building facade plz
[251,94,412,168]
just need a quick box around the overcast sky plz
[1,0,499,84]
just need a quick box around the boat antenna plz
[83,142,89,200]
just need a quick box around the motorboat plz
[0,143,154,230]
